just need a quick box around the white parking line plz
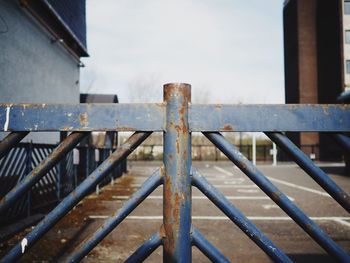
[89,215,350,227]
[333,218,350,228]
[125,184,258,188]
[112,195,273,200]
[237,189,259,193]
[214,166,330,197]
[213,166,235,176]
[262,204,279,210]
[112,195,295,201]
[266,176,330,197]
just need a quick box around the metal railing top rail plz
[1,104,350,132]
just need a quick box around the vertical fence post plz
[252,133,256,165]
[163,83,192,262]
[272,143,277,166]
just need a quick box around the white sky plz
[81,0,285,104]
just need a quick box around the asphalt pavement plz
[1,161,349,262]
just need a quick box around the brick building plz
[283,0,350,161]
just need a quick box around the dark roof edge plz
[20,0,89,58]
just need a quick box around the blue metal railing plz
[0,83,349,262]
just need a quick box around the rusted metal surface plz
[204,132,350,262]
[2,104,350,132]
[0,132,29,160]
[191,104,350,132]
[0,132,151,263]
[66,168,163,262]
[266,132,350,213]
[0,132,88,216]
[0,104,165,132]
[163,83,192,262]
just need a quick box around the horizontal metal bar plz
[266,132,350,213]
[0,132,88,216]
[125,230,163,263]
[191,104,350,132]
[191,226,230,263]
[0,132,29,160]
[1,104,350,132]
[0,132,151,263]
[192,169,291,262]
[332,133,350,154]
[0,104,164,131]
[67,168,163,262]
[204,132,350,262]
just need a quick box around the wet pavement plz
[0,161,349,262]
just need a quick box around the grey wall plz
[0,0,80,143]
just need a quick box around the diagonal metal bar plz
[266,132,350,213]
[192,169,292,263]
[0,132,151,263]
[67,168,164,262]
[191,226,230,263]
[0,132,88,216]
[204,132,350,262]
[332,133,350,154]
[125,230,163,263]
[0,132,29,160]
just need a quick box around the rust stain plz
[173,193,180,222]
[270,191,282,202]
[79,113,89,127]
[222,124,235,131]
[175,125,182,134]
[163,178,175,255]
[179,107,185,115]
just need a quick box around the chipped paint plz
[4,105,11,131]
[21,238,27,253]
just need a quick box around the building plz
[283,0,350,161]
[0,0,87,143]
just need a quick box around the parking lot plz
[2,161,349,262]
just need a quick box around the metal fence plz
[0,142,126,226]
[0,83,349,262]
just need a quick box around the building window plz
[345,1,350,14]
[346,31,350,44]
[347,60,350,74]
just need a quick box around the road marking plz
[112,195,295,201]
[125,184,258,188]
[262,204,279,210]
[237,189,259,193]
[89,215,350,227]
[212,166,329,197]
[214,166,235,176]
[223,179,245,185]
[333,219,350,228]
[266,176,330,197]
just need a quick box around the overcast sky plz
[81,0,285,104]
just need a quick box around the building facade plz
[283,0,349,161]
[0,0,87,143]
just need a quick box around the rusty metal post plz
[163,83,192,262]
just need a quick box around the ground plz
[0,161,349,262]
